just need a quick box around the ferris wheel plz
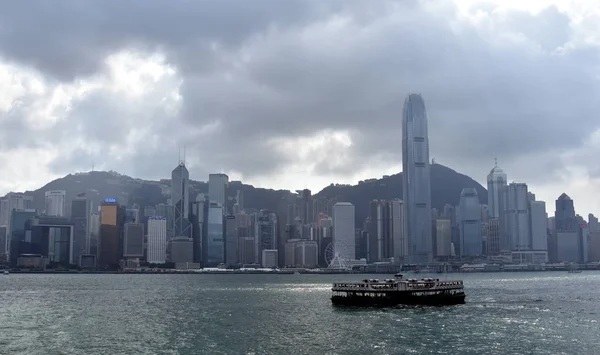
[324,241,350,269]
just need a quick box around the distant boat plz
[2,270,8,275]
[568,269,582,273]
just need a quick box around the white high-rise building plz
[209,173,229,211]
[506,183,531,251]
[402,93,433,263]
[332,202,355,261]
[45,190,66,217]
[147,217,167,264]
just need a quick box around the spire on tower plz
[494,157,498,167]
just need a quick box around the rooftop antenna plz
[494,157,498,167]
[91,161,94,172]
[183,145,186,165]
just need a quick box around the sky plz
[1,0,600,216]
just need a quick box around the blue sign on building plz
[104,198,117,203]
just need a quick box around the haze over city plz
[1,0,599,213]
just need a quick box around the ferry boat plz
[567,269,582,273]
[331,274,465,307]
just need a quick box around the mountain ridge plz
[7,163,487,226]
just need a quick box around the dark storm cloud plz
[1,0,599,186]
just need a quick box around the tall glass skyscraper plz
[171,162,191,238]
[402,93,432,263]
[486,161,507,219]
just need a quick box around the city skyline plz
[1,1,600,218]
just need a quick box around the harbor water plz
[1,272,599,354]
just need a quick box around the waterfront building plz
[225,215,238,266]
[459,188,482,256]
[332,202,355,261]
[206,203,225,266]
[254,209,277,265]
[261,249,278,268]
[171,162,191,238]
[123,223,144,258]
[98,199,125,269]
[505,183,531,251]
[434,218,452,258]
[71,198,91,266]
[147,217,167,264]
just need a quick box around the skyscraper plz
[98,199,124,269]
[123,223,144,258]
[506,183,531,251]
[71,198,91,265]
[171,162,191,238]
[254,209,277,265]
[402,93,432,263]
[208,173,229,208]
[147,216,167,264]
[487,162,507,219]
[458,188,482,256]
[332,202,355,261]
[206,203,225,266]
[45,190,66,217]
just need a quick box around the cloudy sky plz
[1,0,600,215]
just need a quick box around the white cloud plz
[0,0,599,218]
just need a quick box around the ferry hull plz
[331,292,465,307]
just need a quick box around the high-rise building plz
[168,237,194,264]
[1,193,34,230]
[555,193,577,231]
[206,203,224,266]
[208,173,229,208]
[155,203,174,239]
[434,218,452,258]
[123,223,144,258]
[332,202,355,261]
[28,216,74,267]
[44,190,66,217]
[458,188,482,256]
[190,193,206,264]
[529,200,548,251]
[298,189,313,225]
[98,199,125,269]
[9,209,37,266]
[402,93,432,263]
[89,213,100,256]
[487,162,507,219]
[294,240,319,268]
[171,162,191,238]
[505,183,531,251]
[390,199,406,261]
[225,215,238,266]
[255,209,277,265]
[368,200,385,262]
[147,217,167,264]
[485,219,501,255]
[71,198,91,265]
